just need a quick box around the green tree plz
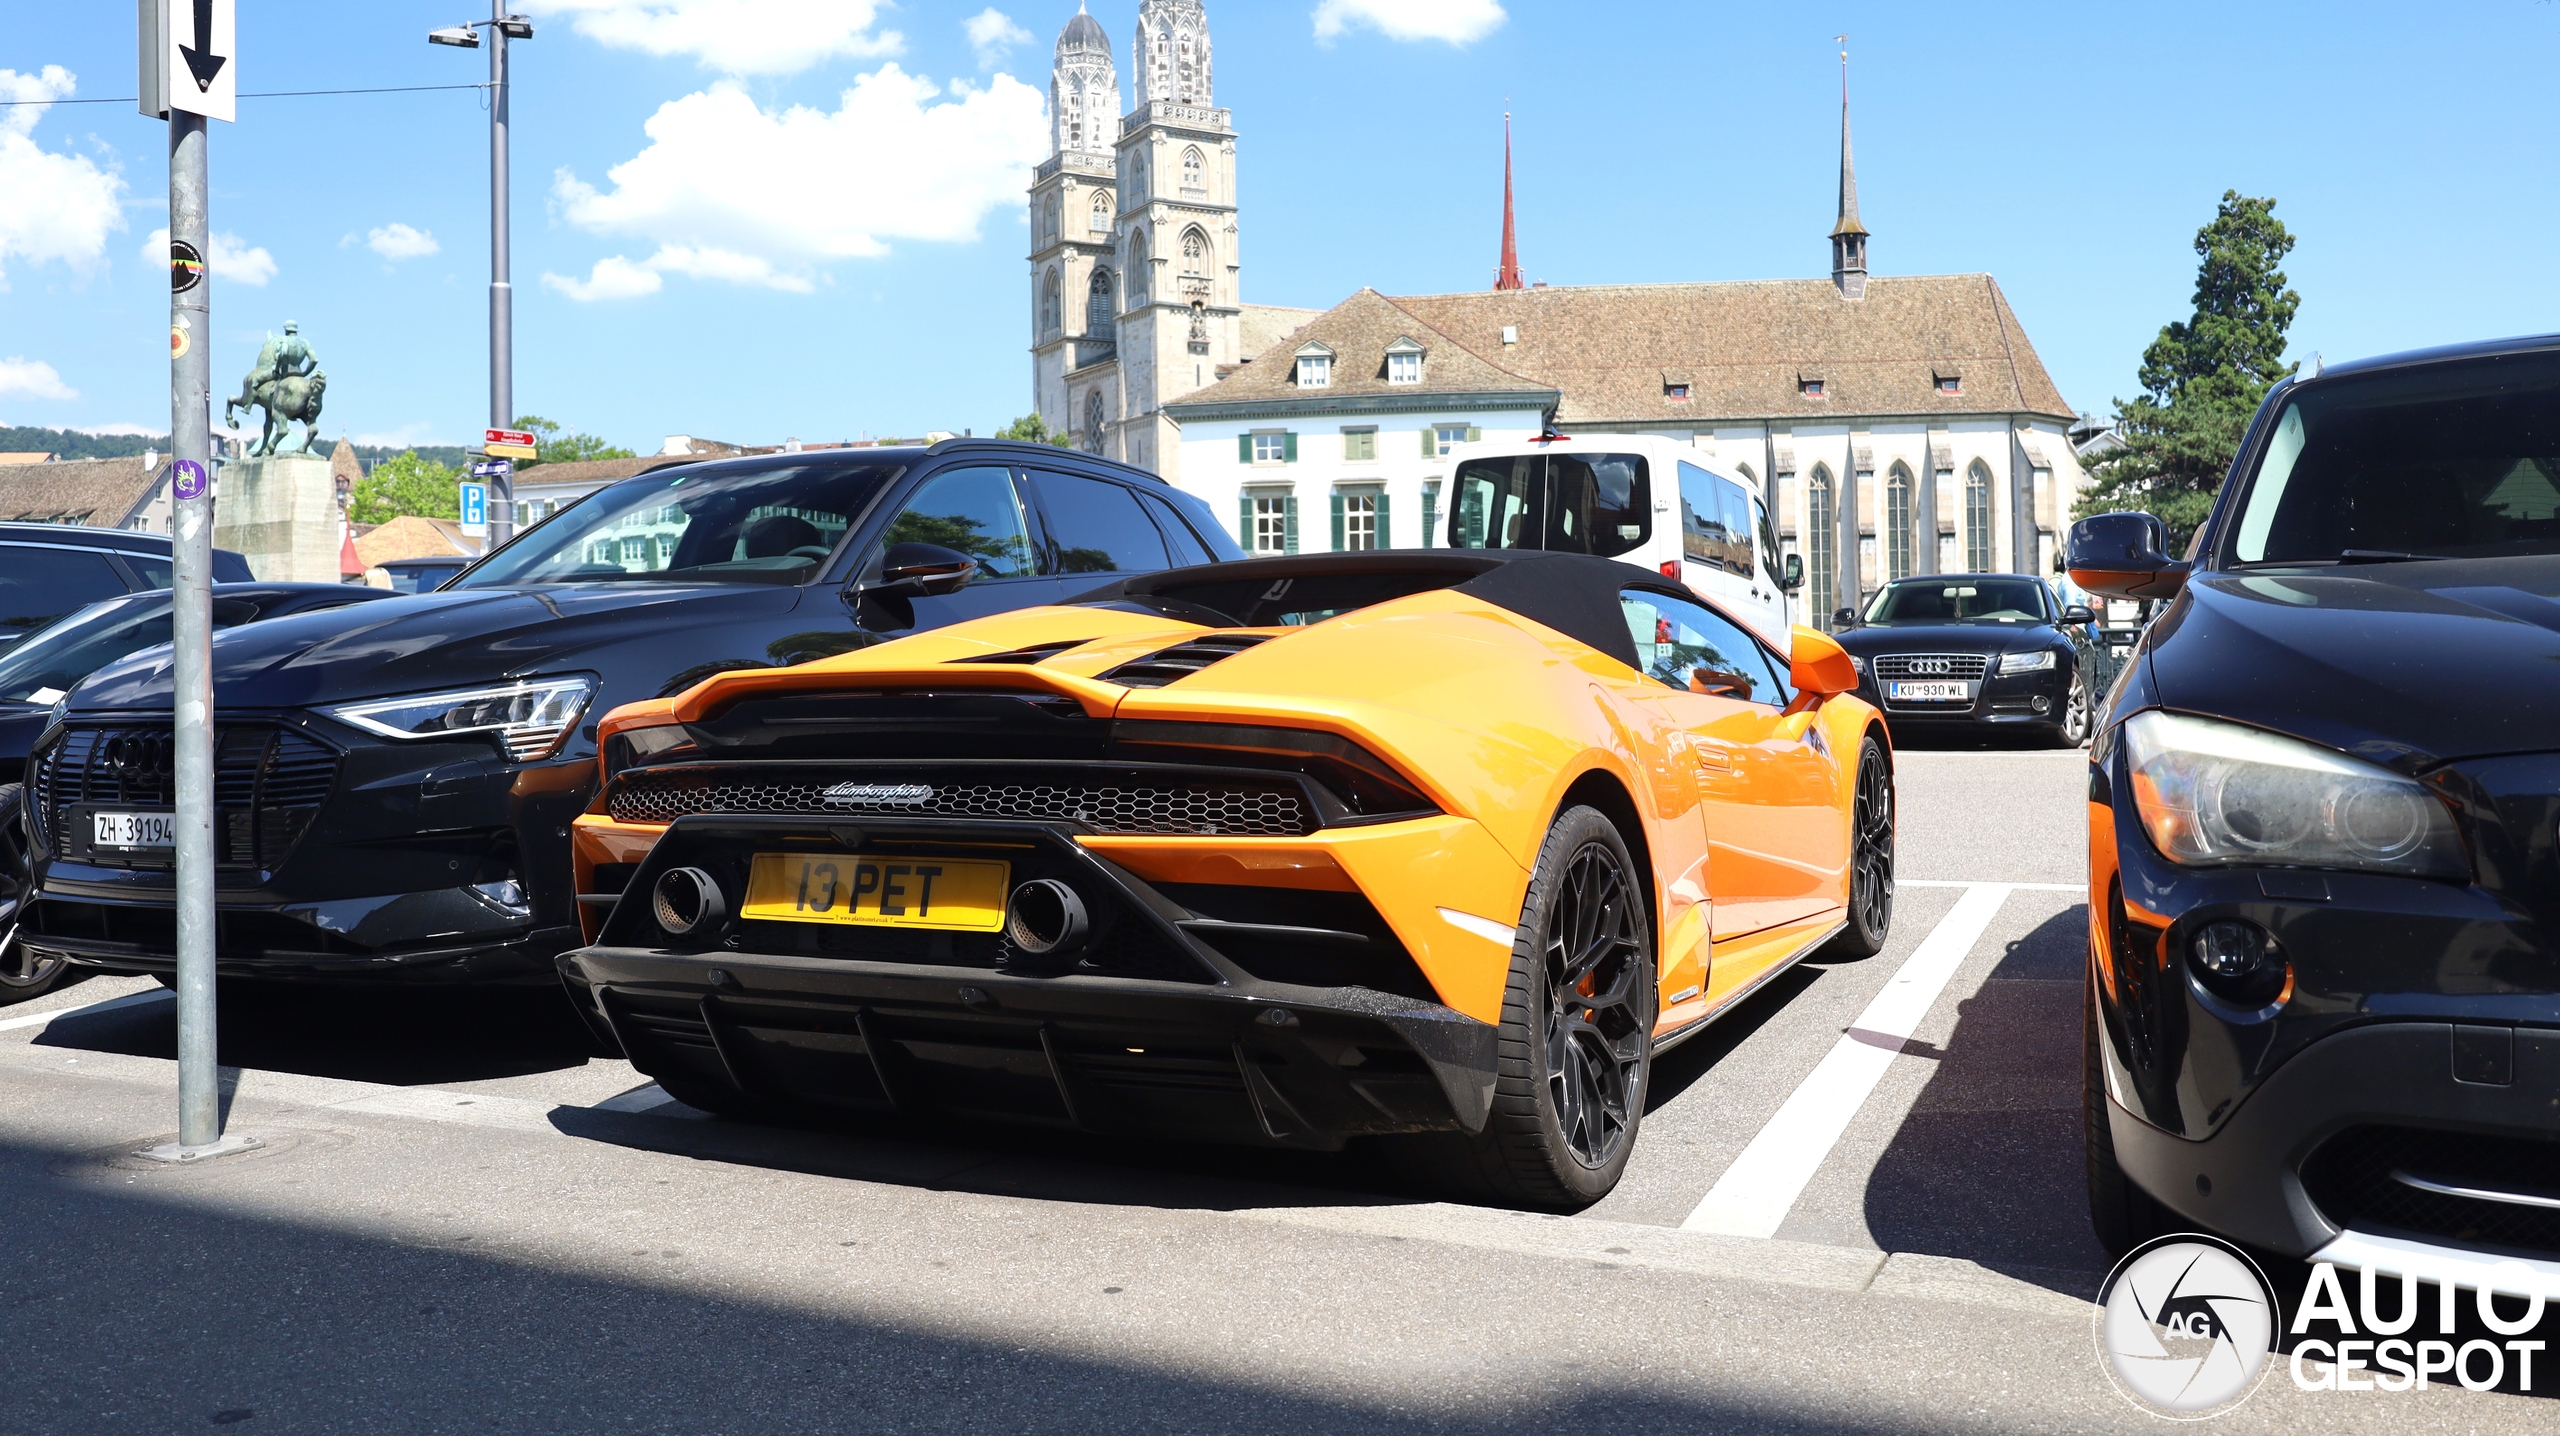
[511,413,637,469]
[994,412,1071,447]
[348,450,464,524]
[2077,191,2301,547]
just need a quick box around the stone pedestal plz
[212,453,340,582]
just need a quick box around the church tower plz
[1030,9,1121,451]
[1829,47,1868,300]
[1110,0,1237,476]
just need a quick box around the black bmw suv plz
[2073,335,2560,1300]
[17,439,1240,987]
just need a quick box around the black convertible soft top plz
[1065,549,1678,673]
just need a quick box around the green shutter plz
[1237,433,1252,464]
[1237,493,1254,550]
[1329,493,1345,551]
[1376,493,1393,549]
[1282,431,1298,462]
[1422,492,1438,549]
[1466,425,1482,443]
[1424,427,1439,458]
[1283,496,1299,554]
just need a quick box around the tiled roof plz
[1168,289,1554,413]
[1238,303,1324,360]
[512,456,684,490]
[353,515,477,568]
[0,455,167,526]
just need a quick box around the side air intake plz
[951,639,1093,665]
[1101,633,1272,688]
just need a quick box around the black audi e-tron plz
[1831,574,2098,747]
[2072,333,2560,1304]
[15,439,1241,988]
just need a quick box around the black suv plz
[2072,334,2560,1298]
[0,522,254,654]
[18,439,1241,987]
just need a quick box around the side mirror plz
[2062,604,2097,626]
[1830,606,1860,630]
[1789,625,1859,698]
[863,542,979,599]
[1781,554,1805,591]
[2067,512,2189,602]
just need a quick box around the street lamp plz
[428,14,532,546]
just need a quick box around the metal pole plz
[487,20,515,548]
[168,108,219,1150]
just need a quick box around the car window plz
[1028,471,1170,574]
[124,556,173,589]
[1717,476,1757,580]
[1139,492,1215,566]
[1755,493,1784,580]
[1677,461,1732,571]
[0,546,131,644]
[883,466,1037,578]
[1865,578,2049,625]
[454,460,903,587]
[1546,453,1649,558]
[1620,588,1774,704]
[1452,455,1543,550]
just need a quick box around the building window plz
[1089,191,1111,235]
[1800,378,1826,398]
[1342,427,1377,462]
[1083,391,1106,454]
[1665,383,1691,401]
[1086,268,1114,333]
[1340,493,1379,551]
[1181,146,1205,193]
[1128,232,1150,303]
[1423,483,1441,549]
[1251,431,1293,464]
[1042,268,1060,333]
[1296,354,1330,387]
[1388,351,1423,385]
[1936,375,1962,394]
[1885,464,1913,581]
[1251,495,1294,554]
[1965,460,1994,572]
[1181,229,1206,277]
[1433,423,1477,457]
[1807,465,1836,624]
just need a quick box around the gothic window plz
[1086,267,1114,332]
[1065,77,1083,149]
[1807,465,1837,624]
[1181,146,1204,193]
[1126,148,1147,205]
[1083,391,1106,454]
[1153,25,1171,99]
[1965,460,1994,572]
[1042,268,1060,333]
[1089,190,1111,235]
[1885,463,1913,581]
[1128,232,1150,303]
[1180,228,1206,276]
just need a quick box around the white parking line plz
[1680,883,2014,1238]
[1898,879,2081,893]
[0,986,173,1033]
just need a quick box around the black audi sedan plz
[2073,334,2560,1297]
[1830,574,2097,747]
[15,440,1241,988]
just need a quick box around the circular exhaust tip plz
[1006,879,1091,956]
[652,866,726,937]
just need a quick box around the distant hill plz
[0,426,468,472]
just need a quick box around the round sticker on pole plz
[173,459,209,502]
[170,239,206,294]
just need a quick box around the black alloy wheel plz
[1437,805,1656,1209]
[2054,668,2094,748]
[0,784,72,1007]
[1828,737,1895,959]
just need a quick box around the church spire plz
[1829,36,1868,300]
[1494,112,1523,290]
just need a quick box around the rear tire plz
[2086,980,2168,1259]
[1440,805,1655,1211]
[1823,737,1895,959]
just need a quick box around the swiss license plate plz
[92,811,177,849]
[1888,680,1970,702]
[741,853,1010,932]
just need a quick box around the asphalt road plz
[0,744,2542,1433]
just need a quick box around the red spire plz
[1493,112,1523,291]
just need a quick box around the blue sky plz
[3,1,2554,451]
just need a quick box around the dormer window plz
[1665,384,1691,401]
[1935,373,1962,394]
[1383,336,1426,386]
[1296,353,1332,388]
[1800,378,1827,399]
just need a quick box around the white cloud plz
[143,227,278,287]
[547,66,1046,296]
[1313,0,1505,45]
[367,223,441,261]
[524,0,901,76]
[542,254,665,302]
[77,422,162,436]
[0,357,76,402]
[964,9,1032,69]
[0,67,128,287]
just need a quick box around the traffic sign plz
[484,427,538,460]
[470,459,514,479]
[142,0,237,123]
[459,481,489,536]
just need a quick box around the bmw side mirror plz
[862,542,978,599]
[2066,512,2189,602]
[1781,554,1805,590]
[2062,604,2097,626]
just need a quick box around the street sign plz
[470,459,513,480]
[459,481,489,536]
[484,427,538,460]
[142,0,237,124]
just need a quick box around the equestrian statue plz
[225,321,328,457]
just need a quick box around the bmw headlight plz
[1997,649,2057,675]
[326,675,599,761]
[2122,710,2468,880]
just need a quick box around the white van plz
[1441,433,1799,648]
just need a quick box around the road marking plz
[0,987,173,1033]
[1898,879,2081,893]
[1681,882,2013,1238]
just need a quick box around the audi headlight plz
[327,675,599,761]
[2122,710,2468,880]
[1997,649,2057,675]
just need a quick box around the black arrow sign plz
[178,0,228,93]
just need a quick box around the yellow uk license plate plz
[742,853,1010,932]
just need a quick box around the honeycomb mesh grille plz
[609,766,1315,836]
[1872,653,1990,680]
[2304,1123,2560,1257]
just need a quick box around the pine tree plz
[2078,191,2301,547]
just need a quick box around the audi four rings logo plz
[104,733,174,776]
[1909,657,1954,675]
[823,783,935,806]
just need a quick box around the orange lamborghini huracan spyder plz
[558,551,1893,1207]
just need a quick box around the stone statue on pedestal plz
[224,321,329,457]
